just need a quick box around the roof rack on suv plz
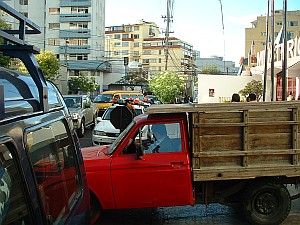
[0,1,49,118]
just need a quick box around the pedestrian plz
[125,99,136,117]
[248,93,256,102]
[231,93,240,102]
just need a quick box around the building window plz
[49,8,60,15]
[133,51,139,56]
[21,12,28,17]
[71,7,88,14]
[70,22,88,30]
[122,42,129,47]
[111,26,123,31]
[49,23,60,30]
[133,34,139,39]
[288,31,294,38]
[288,21,298,27]
[122,34,129,39]
[143,43,151,47]
[134,26,139,31]
[19,0,28,5]
[114,51,121,56]
[69,38,88,45]
[134,42,139,47]
[114,42,121,47]
[114,34,121,39]
[122,50,129,55]
[143,50,152,55]
[69,54,88,60]
[48,38,60,46]
[125,26,132,32]
[159,58,162,63]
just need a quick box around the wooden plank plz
[193,149,300,157]
[193,165,300,181]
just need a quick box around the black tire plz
[242,179,291,225]
[77,119,85,138]
[90,192,102,225]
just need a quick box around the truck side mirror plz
[136,144,145,160]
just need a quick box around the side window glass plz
[26,120,81,224]
[0,143,31,224]
[145,123,182,153]
[123,123,182,155]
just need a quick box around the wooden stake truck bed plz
[146,102,300,182]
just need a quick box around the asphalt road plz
[79,128,300,225]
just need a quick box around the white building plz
[3,0,115,94]
[197,74,262,103]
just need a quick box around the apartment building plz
[246,10,300,101]
[2,0,108,93]
[105,20,195,77]
[245,10,300,58]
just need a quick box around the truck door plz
[110,121,193,209]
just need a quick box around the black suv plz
[0,2,90,225]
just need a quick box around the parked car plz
[63,95,98,137]
[92,105,144,145]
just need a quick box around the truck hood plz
[81,145,110,160]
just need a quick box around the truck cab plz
[83,112,194,210]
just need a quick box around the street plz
[79,128,300,225]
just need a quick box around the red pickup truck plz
[82,102,300,225]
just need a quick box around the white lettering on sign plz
[257,36,300,66]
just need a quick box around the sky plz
[105,0,299,66]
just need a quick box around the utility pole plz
[162,0,173,71]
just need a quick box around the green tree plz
[201,65,221,74]
[68,74,98,94]
[18,50,60,81]
[0,18,11,68]
[239,80,263,101]
[149,71,185,103]
[117,70,148,86]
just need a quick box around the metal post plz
[270,0,275,101]
[282,0,287,101]
[263,0,270,102]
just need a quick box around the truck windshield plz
[108,121,135,154]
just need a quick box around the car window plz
[0,142,32,224]
[25,120,82,224]
[134,123,182,154]
[102,108,113,120]
[94,94,113,103]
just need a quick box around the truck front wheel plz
[90,192,102,224]
[243,180,291,225]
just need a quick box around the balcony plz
[64,60,112,72]
[60,0,91,7]
[59,45,90,54]
[59,29,91,38]
[60,14,91,22]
